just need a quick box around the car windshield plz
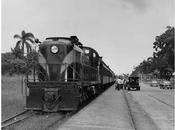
[164,81,170,84]
[152,81,157,83]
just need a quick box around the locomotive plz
[24,36,115,112]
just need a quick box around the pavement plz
[130,82,175,130]
[58,85,134,130]
[57,83,175,130]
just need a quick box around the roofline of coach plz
[45,37,71,41]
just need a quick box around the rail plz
[1,110,34,129]
[147,94,175,109]
[122,90,137,130]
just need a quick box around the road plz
[58,82,174,130]
[128,82,175,130]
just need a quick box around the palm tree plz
[14,30,35,55]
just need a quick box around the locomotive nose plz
[38,41,74,81]
[39,43,67,63]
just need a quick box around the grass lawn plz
[2,75,26,120]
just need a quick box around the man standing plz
[115,77,124,90]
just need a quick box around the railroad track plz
[148,94,175,109]
[46,93,100,129]
[122,90,137,130]
[45,111,75,129]
[2,110,34,129]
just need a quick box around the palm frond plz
[26,38,35,43]
[25,41,31,46]
[14,34,21,39]
[24,33,35,38]
[22,30,26,37]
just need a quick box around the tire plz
[115,85,118,90]
[128,88,130,91]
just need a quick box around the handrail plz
[25,63,82,82]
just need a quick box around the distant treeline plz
[131,26,174,79]
[2,50,38,75]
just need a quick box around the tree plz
[10,58,26,75]
[26,50,38,69]
[11,47,23,59]
[2,52,26,75]
[2,52,15,75]
[132,26,174,79]
[153,26,174,78]
[14,30,35,55]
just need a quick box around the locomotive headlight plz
[51,45,58,54]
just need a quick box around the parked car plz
[150,80,158,87]
[159,80,172,89]
[125,77,140,91]
[170,77,175,89]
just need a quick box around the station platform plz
[58,85,134,130]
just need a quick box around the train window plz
[85,49,89,54]
[67,65,73,81]
[93,53,96,58]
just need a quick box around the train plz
[24,36,115,112]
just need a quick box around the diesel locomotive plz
[24,36,115,112]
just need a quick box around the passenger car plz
[125,77,140,91]
[170,77,175,89]
[159,80,172,89]
[150,80,158,87]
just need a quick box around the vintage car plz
[170,77,175,89]
[159,80,172,89]
[125,77,140,91]
[150,80,159,87]
[115,78,124,90]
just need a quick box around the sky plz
[1,0,174,75]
